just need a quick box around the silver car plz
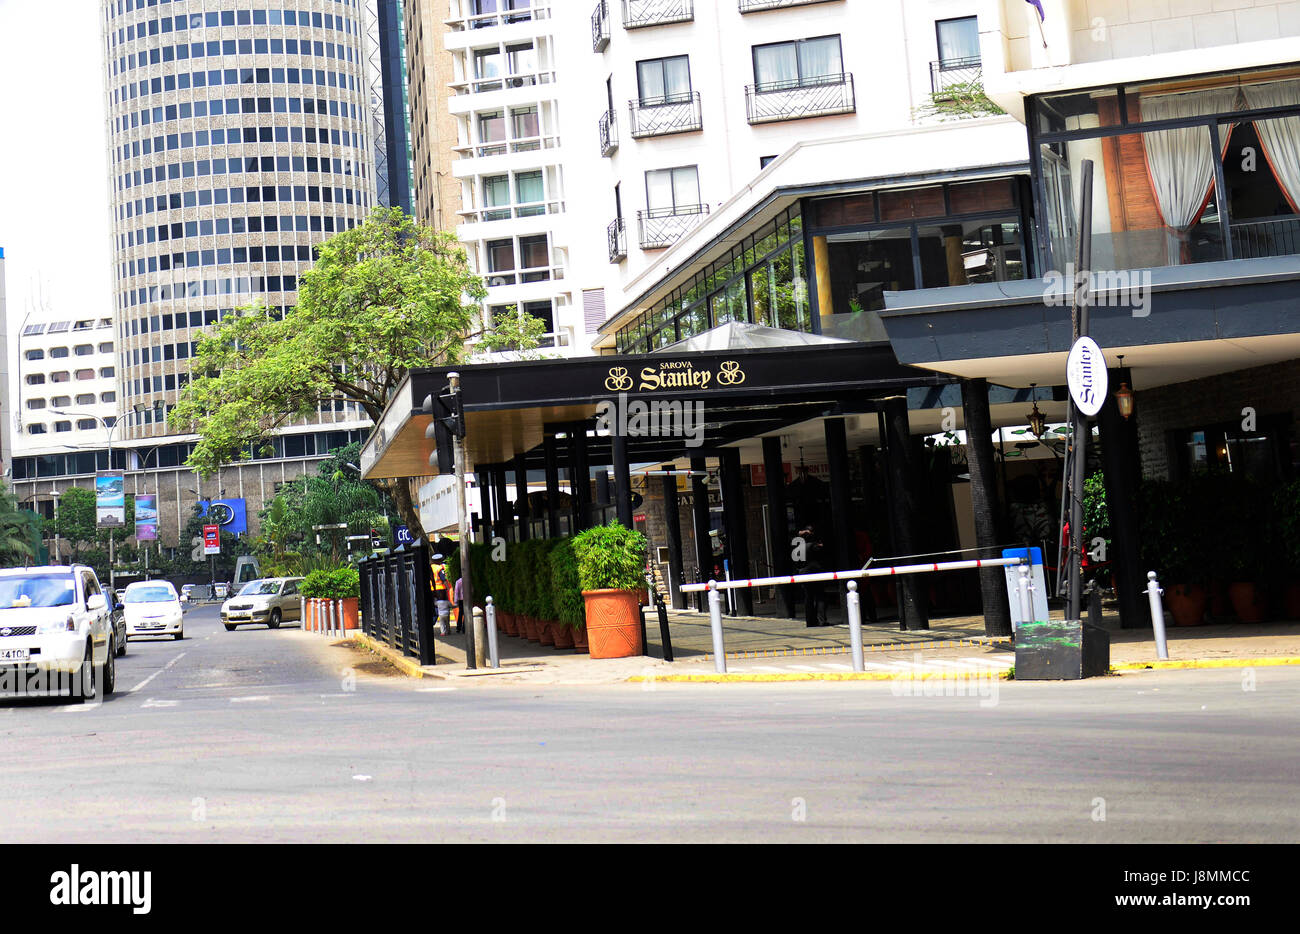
[220,578,303,630]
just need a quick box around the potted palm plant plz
[551,537,587,651]
[572,522,647,658]
[1217,474,1271,623]
[1140,479,1208,626]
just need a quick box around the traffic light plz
[370,527,382,549]
[421,392,455,473]
[438,381,465,440]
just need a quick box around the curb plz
[351,632,438,679]
[1111,656,1300,672]
[628,670,1010,683]
[704,636,1011,663]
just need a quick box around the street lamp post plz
[51,408,124,592]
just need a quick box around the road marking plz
[415,686,457,692]
[141,698,178,708]
[230,695,271,703]
[318,693,354,698]
[822,662,853,671]
[58,704,94,713]
[129,651,187,694]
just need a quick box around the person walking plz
[430,553,451,636]
[453,574,465,635]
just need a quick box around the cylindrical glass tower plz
[101,0,376,441]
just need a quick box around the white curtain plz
[1140,88,1237,230]
[798,37,841,82]
[1242,79,1300,212]
[754,45,798,89]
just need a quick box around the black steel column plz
[612,432,633,529]
[884,396,929,630]
[572,424,591,531]
[544,433,560,537]
[596,470,611,512]
[763,435,796,618]
[1099,366,1145,629]
[824,418,855,577]
[690,456,713,612]
[514,453,530,541]
[961,378,1012,637]
[479,466,494,541]
[493,465,510,541]
[720,448,753,617]
[661,469,686,609]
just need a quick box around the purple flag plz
[1026,0,1045,20]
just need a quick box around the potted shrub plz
[1216,474,1271,623]
[1140,479,1208,626]
[551,538,587,651]
[300,566,361,630]
[533,540,570,648]
[1276,480,1300,619]
[572,522,647,658]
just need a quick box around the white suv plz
[0,565,116,701]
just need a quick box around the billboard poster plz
[134,494,158,541]
[203,524,221,555]
[95,474,126,528]
[200,498,247,536]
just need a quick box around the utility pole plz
[449,372,476,670]
[1066,160,1095,623]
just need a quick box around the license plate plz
[138,624,163,630]
[0,648,30,662]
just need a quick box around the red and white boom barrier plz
[681,556,1029,674]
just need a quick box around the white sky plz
[0,0,113,333]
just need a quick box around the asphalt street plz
[1,603,1297,843]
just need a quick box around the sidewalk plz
[346,612,1300,686]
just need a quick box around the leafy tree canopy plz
[169,207,544,540]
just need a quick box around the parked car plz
[107,590,127,657]
[122,580,185,642]
[0,565,117,700]
[220,578,303,630]
[213,582,231,599]
[180,584,197,602]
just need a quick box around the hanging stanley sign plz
[1066,337,1108,417]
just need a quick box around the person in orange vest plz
[430,553,451,636]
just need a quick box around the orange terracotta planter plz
[582,589,643,659]
[1166,584,1208,627]
[538,617,555,646]
[1228,582,1268,623]
[552,620,574,649]
[572,622,589,652]
[497,610,515,636]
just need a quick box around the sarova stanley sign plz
[1066,337,1108,417]
[604,359,747,393]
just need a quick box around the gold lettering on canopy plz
[604,360,748,393]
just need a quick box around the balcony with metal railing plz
[608,218,627,263]
[738,0,840,11]
[629,91,702,139]
[930,56,982,97]
[622,0,693,29]
[637,204,709,250]
[744,73,854,125]
[1230,215,1300,260]
[447,2,551,31]
[598,109,618,156]
[592,0,610,51]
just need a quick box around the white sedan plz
[122,580,185,641]
[0,565,116,700]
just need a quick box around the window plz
[74,344,94,356]
[25,374,45,385]
[49,347,70,359]
[760,155,777,169]
[478,111,506,155]
[473,48,502,91]
[99,342,113,353]
[22,323,46,336]
[486,239,516,285]
[27,424,46,435]
[637,55,691,105]
[753,35,842,90]
[26,399,46,410]
[50,395,71,407]
[510,106,539,148]
[76,369,95,381]
[77,419,98,431]
[645,166,700,212]
[100,367,115,378]
[519,235,550,280]
[505,42,535,86]
[936,16,979,68]
[54,421,72,433]
[515,170,544,214]
[482,175,511,221]
[24,349,44,361]
[101,391,116,404]
[50,371,70,383]
[75,394,95,405]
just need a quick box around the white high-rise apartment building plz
[441,0,1025,354]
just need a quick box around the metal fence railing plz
[629,91,702,138]
[358,541,437,666]
[744,73,855,125]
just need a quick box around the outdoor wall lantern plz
[1026,383,1047,439]
[1115,355,1135,420]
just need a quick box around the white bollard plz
[472,607,487,668]
[846,581,864,672]
[485,596,500,669]
[300,597,306,631]
[1016,565,1034,630]
[707,580,727,673]
[1146,571,1169,660]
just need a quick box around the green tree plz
[0,482,40,565]
[169,207,543,541]
[54,487,135,564]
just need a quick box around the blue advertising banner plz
[135,494,158,541]
[200,498,247,536]
[96,474,125,528]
